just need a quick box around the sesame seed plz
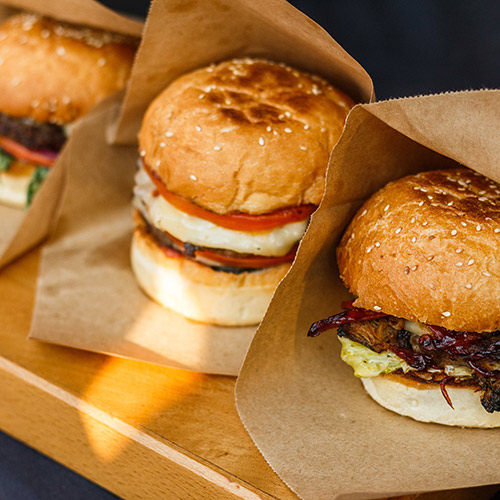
[404,266,410,274]
[476,224,482,231]
[266,126,272,132]
[300,145,307,151]
[451,229,458,236]
[273,130,278,136]
[361,209,367,216]
[214,145,222,151]
[465,283,472,289]
[420,187,428,193]
[375,242,380,247]
[139,150,146,157]
[447,201,454,206]
[190,174,198,181]
[468,259,475,265]
[311,87,321,95]
[97,57,106,67]
[483,271,492,277]
[384,204,390,212]
[410,217,416,223]
[442,311,451,317]
[456,248,463,253]
[366,246,373,254]
[195,126,202,132]
[495,228,500,234]
[418,201,424,207]
[460,221,467,227]
[56,46,66,56]
[411,265,418,271]
[321,127,327,133]
[284,111,291,118]
[160,142,166,147]
[258,137,265,146]
[165,131,174,137]
[198,94,205,99]
[427,195,433,200]
[41,30,50,38]
[479,197,488,202]
[284,128,292,133]
[61,96,70,105]
[155,160,160,167]
[422,221,428,226]
[411,236,417,243]
[456,262,463,267]
[304,124,310,130]
[372,305,382,312]
[395,228,402,234]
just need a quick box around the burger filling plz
[133,162,312,273]
[0,113,66,206]
[308,302,500,413]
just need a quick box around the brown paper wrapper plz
[0,0,142,268]
[236,90,500,499]
[30,0,373,375]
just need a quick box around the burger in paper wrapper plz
[0,13,136,208]
[132,58,354,326]
[309,168,500,427]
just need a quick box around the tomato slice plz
[144,163,316,231]
[195,246,295,268]
[0,136,55,167]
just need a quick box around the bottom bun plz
[361,374,500,427]
[0,161,35,208]
[131,223,290,326]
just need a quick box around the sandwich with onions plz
[0,13,136,208]
[132,58,354,326]
[309,168,500,427]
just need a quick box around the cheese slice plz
[133,166,308,257]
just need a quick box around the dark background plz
[2,1,499,499]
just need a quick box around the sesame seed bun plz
[0,160,35,208]
[0,13,136,124]
[139,58,354,215]
[362,374,500,427]
[131,212,290,326]
[338,168,500,332]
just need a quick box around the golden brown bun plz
[131,215,290,326]
[362,374,500,427]
[139,58,354,215]
[0,160,35,208]
[338,168,500,332]
[0,13,137,124]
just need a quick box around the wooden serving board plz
[0,249,498,500]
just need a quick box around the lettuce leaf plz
[26,166,50,207]
[0,148,13,172]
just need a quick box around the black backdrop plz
[2,1,499,499]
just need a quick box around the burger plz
[0,13,136,208]
[132,58,354,326]
[309,168,500,427]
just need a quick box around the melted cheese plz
[133,166,308,257]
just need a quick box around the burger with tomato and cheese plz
[0,13,136,208]
[309,168,500,427]
[132,58,354,326]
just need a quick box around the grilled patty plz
[0,112,66,152]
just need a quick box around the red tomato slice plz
[144,163,316,231]
[195,247,296,268]
[0,136,55,167]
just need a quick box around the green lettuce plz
[0,148,13,172]
[26,166,50,207]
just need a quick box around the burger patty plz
[142,214,259,275]
[0,113,66,152]
[338,316,500,413]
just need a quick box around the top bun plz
[0,13,137,124]
[139,58,354,215]
[338,168,500,332]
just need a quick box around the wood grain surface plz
[0,249,498,500]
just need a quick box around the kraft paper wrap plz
[236,90,500,499]
[0,0,142,268]
[30,0,372,375]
